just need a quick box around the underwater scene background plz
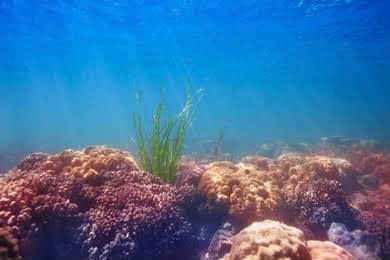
[1,1,390,260]
[1,0,390,162]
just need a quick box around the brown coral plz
[40,146,139,178]
[307,240,352,260]
[220,220,311,260]
[199,161,282,225]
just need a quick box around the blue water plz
[1,0,390,158]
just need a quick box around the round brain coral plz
[0,146,195,260]
[220,220,311,260]
[307,240,352,260]
[199,161,282,225]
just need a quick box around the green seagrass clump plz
[132,88,202,183]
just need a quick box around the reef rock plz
[0,146,195,260]
[199,161,282,225]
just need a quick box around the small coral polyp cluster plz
[1,142,390,260]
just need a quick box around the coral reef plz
[349,183,390,216]
[218,220,356,260]
[280,154,358,236]
[240,156,275,171]
[328,222,381,260]
[341,148,390,184]
[199,161,282,225]
[220,220,311,260]
[294,178,358,236]
[307,240,352,260]
[358,211,390,258]
[198,154,360,235]
[0,146,195,260]
[0,227,20,260]
[255,141,310,158]
[201,222,237,260]
[1,140,390,260]
[175,160,207,187]
[40,146,139,177]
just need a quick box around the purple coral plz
[0,147,197,260]
[295,178,358,237]
[79,171,194,260]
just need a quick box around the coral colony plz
[1,140,389,260]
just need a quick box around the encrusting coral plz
[0,146,196,260]
[199,161,282,225]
